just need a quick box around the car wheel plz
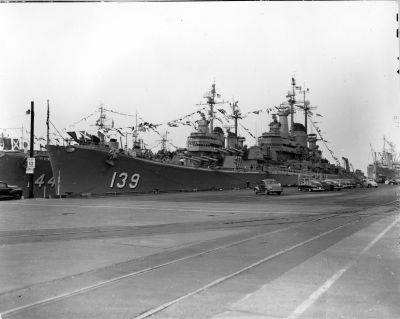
[277,192,282,195]
[15,193,22,200]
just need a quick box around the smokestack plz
[308,133,317,150]
[278,108,290,139]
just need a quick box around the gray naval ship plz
[47,79,349,196]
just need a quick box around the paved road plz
[0,184,398,318]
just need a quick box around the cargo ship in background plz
[47,78,356,196]
[367,137,400,182]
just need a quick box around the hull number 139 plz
[109,172,140,189]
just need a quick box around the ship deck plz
[0,184,399,319]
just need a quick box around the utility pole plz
[29,101,35,198]
[46,100,50,145]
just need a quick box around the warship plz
[0,146,55,198]
[367,137,400,182]
[47,79,347,196]
[0,102,56,198]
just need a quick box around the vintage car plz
[323,179,344,191]
[361,178,378,188]
[254,179,283,195]
[0,181,23,200]
[298,180,325,192]
[388,178,400,185]
[339,179,357,189]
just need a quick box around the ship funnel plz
[278,108,290,139]
[308,133,317,150]
[197,119,209,134]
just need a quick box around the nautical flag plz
[252,110,260,115]
[67,131,78,141]
[316,113,323,117]
[217,109,226,114]
[79,131,92,140]
[115,128,124,136]
[2,138,11,150]
[12,139,20,150]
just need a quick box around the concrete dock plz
[0,185,399,318]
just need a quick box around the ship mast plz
[208,83,217,132]
[96,104,106,130]
[229,100,242,136]
[161,131,169,152]
[134,112,138,143]
[299,87,310,134]
[286,77,297,134]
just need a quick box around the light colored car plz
[254,179,283,195]
[361,179,378,188]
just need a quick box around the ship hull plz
[367,163,400,180]
[0,151,56,198]
[47,145,273,195]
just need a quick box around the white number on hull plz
[34,174,55,188]
[129,174,140,189]
[34,174,45,187]
[110,172,140,189]
[117,172,128,188]
[47,177,55,188]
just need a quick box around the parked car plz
[298,180,325,192]
[361,178,378,188]
[322,179,344,191]
[318,180,335,191]
[388,178,400,185]
[254,179,283,195]
[0,181,23,200]
[336,179,356,189]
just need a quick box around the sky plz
[0,1,399,173]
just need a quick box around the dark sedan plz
[323,179,344,191]
[298,180,325,192]
[0,181,23,200]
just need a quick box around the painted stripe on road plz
[0,218,319,317]
[0,201,314,215]
[286,214,400,319]
[132,218,362,319]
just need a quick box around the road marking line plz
[0,208,393,317]
[0,219,317,317]
[0,202,293,214]
[132,218,361,319]
[286,214,400,319]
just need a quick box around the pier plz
[0,184,399,318]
